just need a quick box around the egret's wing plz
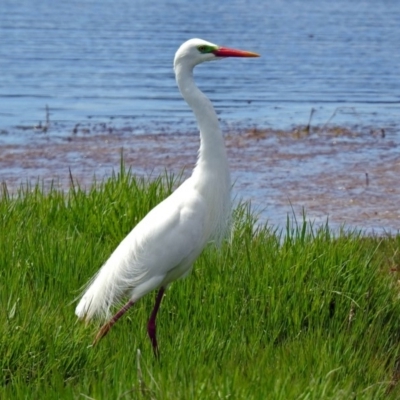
[75,181,207,321]
[130,182,207,278]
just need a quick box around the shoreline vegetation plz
[1,120,399,232]
[1,166,400,398]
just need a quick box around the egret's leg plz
[93,299,135,346]
[147,286,165,356]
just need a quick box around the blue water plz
[1,0,400,233]
[1,0,399,135]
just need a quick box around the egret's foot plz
[93,321,112,346]
[91,299,135,346]
[147,286,165,358]
[147,319,160,358]
[153,345,160,360]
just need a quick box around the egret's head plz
[174,38,259,70]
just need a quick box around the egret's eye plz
[198,45,214,54]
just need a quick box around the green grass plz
[1,166,400,399]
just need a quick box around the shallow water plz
[1,0,400,233]
[1,0,400,132]
[1,125,399,234]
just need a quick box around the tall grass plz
[1,166,400,399]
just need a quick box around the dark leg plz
[93,299,135,346]
[147,287,165,357]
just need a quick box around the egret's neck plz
[175,64,227,167]
[174,62,231,244]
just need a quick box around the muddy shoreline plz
[1,123,399,233]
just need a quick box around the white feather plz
[75,38,256,322]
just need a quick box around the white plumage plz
[75,38,259,354]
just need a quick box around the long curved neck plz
[174,62,231,244]
[175,64,228,169]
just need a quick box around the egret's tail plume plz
[75,262,125,322]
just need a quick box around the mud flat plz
[1,122,399,233]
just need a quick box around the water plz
[1,0,400,132]
[1,0,400,232]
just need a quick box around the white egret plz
[75,38,259,355]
